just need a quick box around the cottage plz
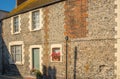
[1,0,120,79]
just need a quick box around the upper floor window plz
[13,16,19,33]
[29,9,43,31]
[32,11,40,30]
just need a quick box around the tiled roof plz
[5,0,64,19]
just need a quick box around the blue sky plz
[0,0,16,12]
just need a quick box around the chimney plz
[16,0,27,6]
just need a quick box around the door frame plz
[29,45,43,72]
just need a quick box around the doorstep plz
[24,76,36,79]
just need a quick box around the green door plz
[32,48,40,70]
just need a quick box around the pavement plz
[0,75,36,79]
[0,75,22,79]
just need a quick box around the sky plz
[0,0,16,12]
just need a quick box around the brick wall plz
[64,0,88,38]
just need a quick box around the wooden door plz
[32,48,40,70]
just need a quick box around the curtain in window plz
[13,16,19,32]
[11,45,22,63]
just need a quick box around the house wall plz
[2,11,44,75]
[42,1,66,78]
[2,0,117,79]
[64,0,116,79]
[2,1,66,77]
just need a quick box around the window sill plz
[10,62,24,66]
[12,32,20,35]
[15,62,24,66]
[30,28,41,32]
[51,60,62,63]
[16,64,24,66]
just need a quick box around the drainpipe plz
[65,36,68,79]
[74,46,77,79]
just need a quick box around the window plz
[11,45,22,63]
[13,16,19,33]
[51,44,62,62]
[29,9,43,31]
[32,11,40,30]
[9,41,24,65]
[51,48,61,61]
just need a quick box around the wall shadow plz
[0,20,2,74]
[42,65,57,79]
[0,39,23,78]
[0,19,22,78]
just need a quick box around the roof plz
[0,10,9,20]
[0,10,9,13]
[4,0,65,19]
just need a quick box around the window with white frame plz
[32,10,40,30]
[13,16,19,33]
[11,45,22,63]
[51,44,62,62]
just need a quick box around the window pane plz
[12,53,15,62]
[52,48,60,53]
[11,46,15,62]
[13,16,19,32]
[32,11,39,30]
[11,46,15,54]
[16,45,22,54]
[16,54,22,62]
